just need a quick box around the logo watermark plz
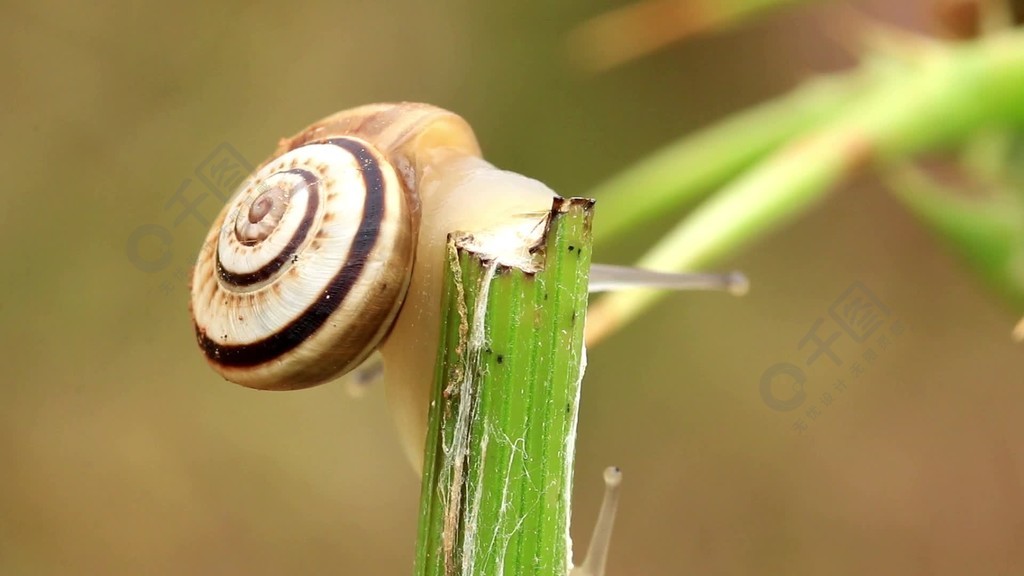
[758,281,906,434]
[125,143,254,295]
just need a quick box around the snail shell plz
[190,103,557,467]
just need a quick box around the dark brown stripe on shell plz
[196,138,386,367]
[217,169,320,287]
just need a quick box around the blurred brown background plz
[2,0,1022,574]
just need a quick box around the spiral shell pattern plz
[190,137,414,390]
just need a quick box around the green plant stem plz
[586,31,1024,343]
[591,71,867,243]
[885,164,1024,307]
[414,198,595,576]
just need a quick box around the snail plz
[189,102,745,469]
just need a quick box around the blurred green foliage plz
[587,27,1024,343]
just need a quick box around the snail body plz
[191,103,746,469]
[190,103,556,466]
